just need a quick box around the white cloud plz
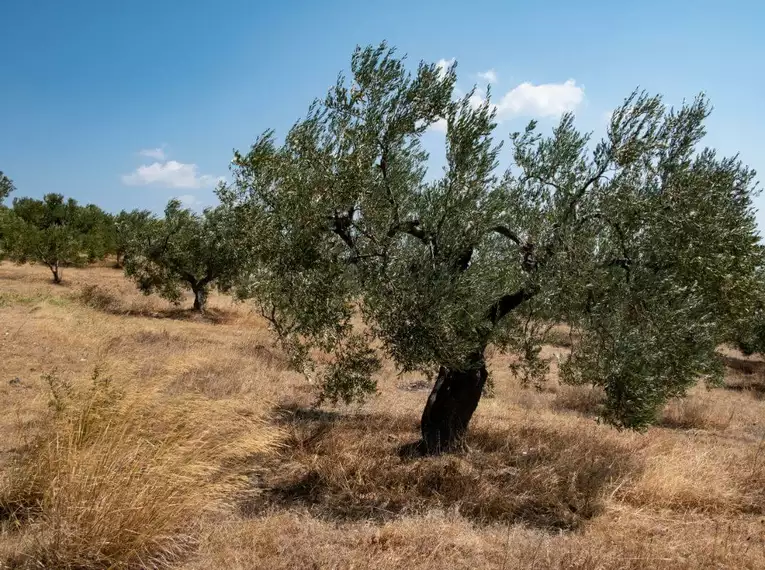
[138,146,167,161]
[495,79,584,118]
[428,118,448,133]
[425,78,583,134]
[122,160,221,189]
[436,58,455,79]
[477,69,498,84]
[176,194,203,208]
[465,79,584,120]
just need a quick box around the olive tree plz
[0,171,14,205]
[113,209,154,267]
[0,171,15,259]
[730,267,765,356]
[123,199,243,312]
[2,194,89,283]
[225,44,762,453]
[76,204,117,262]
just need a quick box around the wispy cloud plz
[477,69,498,84]
[122,160,221,189]
[138,146,167,161]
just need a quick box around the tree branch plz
[330,209,357,252]
[387,219,430,243]
[487,287,534,326]
[491,225,522,245]
[520,173,564,194]
[541,161,613,263]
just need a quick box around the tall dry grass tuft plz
[660,392,737,431]
[0,369,278,569]
[552,385,605,416]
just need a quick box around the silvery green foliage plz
[0,171,14,205]
[113,209,154,266]
[731,267,765,356]
[122,198,246,311]
[225,43,762,426]
[2,194,90,282]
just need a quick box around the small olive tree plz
[225,44,762,452]
[2,194,89,283]
[123,199,243,312]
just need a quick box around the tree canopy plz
[2,193,94,283]
[122,199,245,312]
[0,171,14,205]
[113,209,154,267]
[224,43,762,450]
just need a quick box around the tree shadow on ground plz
[75,284,235,324]
[243,405,643,531]
[719,354,765,399]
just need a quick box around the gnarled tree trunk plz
[49,261,62,284]
[417,288,531,455]
[191,283,208,312]
[420,350,487,454]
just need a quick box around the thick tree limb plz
[455,245,474,271]
[387,219,430,243]
[491,225,522,245]
[487,287,534,326]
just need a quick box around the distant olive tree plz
[123,199,244,312]
[2,194,89,283]
[0,171,15,260]
[224,44,762,452]
[76,204,117,262]
[113,209,154,267]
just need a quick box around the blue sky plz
[1,0,764,229]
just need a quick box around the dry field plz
[1,261,764,569]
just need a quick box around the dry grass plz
[247,408,640,530]
[2,261,765,569]
[0,263,281,568]
[0,381,277,569]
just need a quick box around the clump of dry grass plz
[660,393,736,431]
[552,385,605,416]
[248,409,641,530]
[0,369,278,569]
[76,283,124,314]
